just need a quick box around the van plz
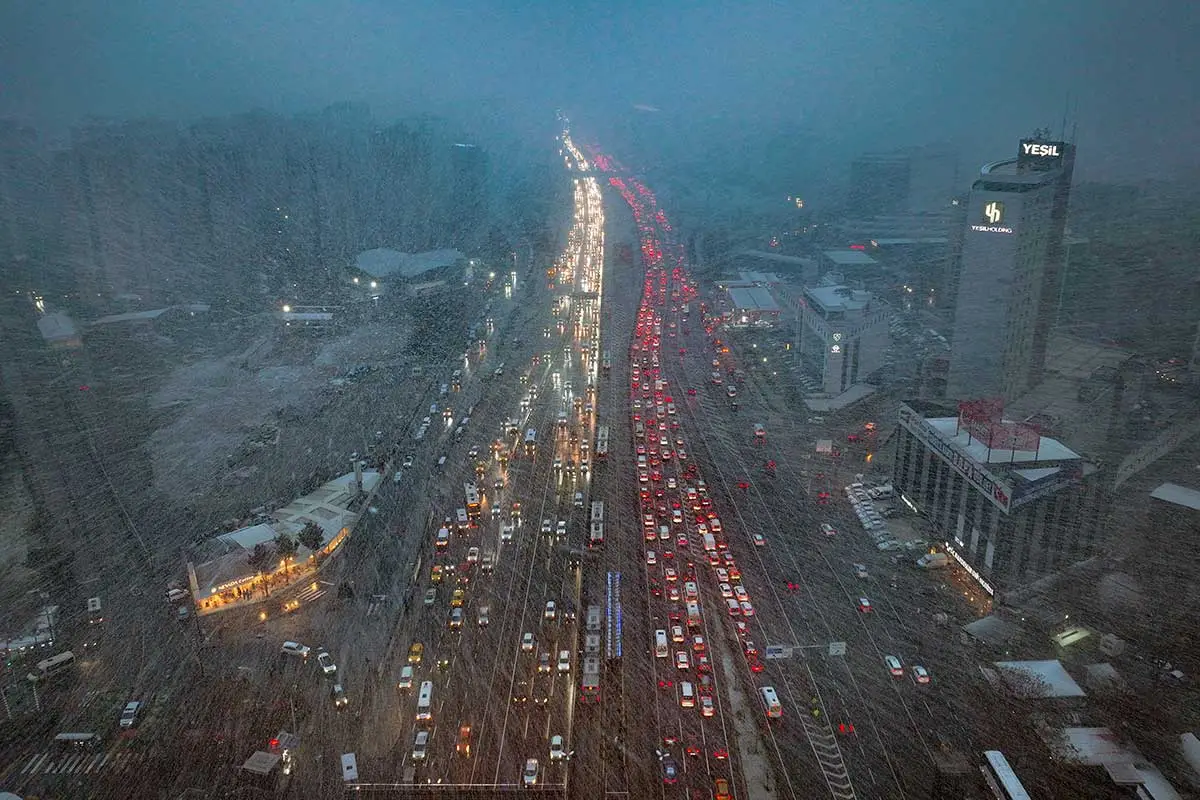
[398,665,414,690]
[679,681,695,707]
[455,508,469,529]
[760,686,782,718]
[412,730,430,761]
[416,681,434,722]
[655,629,669,658]
[436,528,450,550]
[437,455,447,471]
[341,753,359,782]
[573,492,584,508]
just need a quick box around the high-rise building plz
[945,137,1076,403]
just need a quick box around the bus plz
[685,601,702,628]
[464,482,481,518]
[588,521,605,550]
[601,351,611,373]
[524,428,537,454]
[590,501,605,525]
[760,686,782,719]
[27,651,75,683]
[981,751,1032,800]
[580,656,601,703]
[595,426,609,460]
[416,681,434,722]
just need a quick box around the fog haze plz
[2,0,1196,180]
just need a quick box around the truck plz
[916,552,949,570]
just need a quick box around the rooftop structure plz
[355,248,464,279]
[822,249,878,268]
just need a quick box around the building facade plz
[945,139,1076,403]
[893,401,1102,600]
[797,285,889,395]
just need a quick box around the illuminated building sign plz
[944,542,995,596]
[983,201,1005,225]
[898,404,1014,512]
[1017,139,1067,171]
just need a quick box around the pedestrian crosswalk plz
[19,746,145,777]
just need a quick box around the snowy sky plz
[1,0,1196,180]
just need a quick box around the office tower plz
[945,138,1076,403]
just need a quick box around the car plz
[853,563,869,579]
[716,582,732,599]
[450,588,465,608]
[549,734,567,761]
[740,600,755,616]
[692,635,706,652]
[331,683,348,708]
[448,607,464,629]
[646,550,657,565]
[119,700,141,728]
[676,651,690,670]
[671,625,685,642]
[664,566,678,582]
[317,650,337,675]
[715,567,730,583]
[667,585,681,601]
[544,600,558,620]
[667,476,677,489]
[700,695,714,717]
[821,523,838,536]
[467,547,480,563]
[430,564,444,583]
[422,587,437,607]
[748,656,765,673]
[541,519,553,534]
[726,599,741,616]
[733,585,749,603]
[281,641,310,659]
[661,756,679,784]
[752,532,766,546]
[468,445,480,458]
[397,665,414,690]
[557,649,571,673]
[403,454,415,468]
[522,758,539,787]
[913,665,931,684]
[687,387,697,396]
[671,509,683,525]
[858,597,873,613]
[538,652,552,673]
[456,724,472,757]
[556,520,567,538]
[715,778,732,800]
[522,632,535,652]
[885,655,904,677]
[407,643,424,664]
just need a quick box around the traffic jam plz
[610,169,772,799]
[393,139,605,786]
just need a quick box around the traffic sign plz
[764,645,791,660]
[828,641,847,657]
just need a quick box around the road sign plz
[764,645,791,660]
[828,641,847,657]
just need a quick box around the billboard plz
[1017,139,1067,171]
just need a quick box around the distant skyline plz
[2,0,1196,182]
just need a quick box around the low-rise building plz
[794,283,889,395]
[894,400,1102,601]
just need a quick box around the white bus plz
[590,501,605,524]
[981,751,1032,800]
[524,428,537,454]
[416,681,434,722]
[28,651,75,683]
[685,601,702,628]
[595,426,609,460]
[654,629,669,658]
[760,686,782,719]
[464,483,481,517]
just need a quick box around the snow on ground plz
[148,321,408,502]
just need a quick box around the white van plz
[455,508,469,529]
[341,753,359,782]
[398,665,414,690]
[655,629,669,658]
[679,681,695,708]
[416,681,433,722]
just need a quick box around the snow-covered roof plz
[91,304,210,326]
[823,249,877,266]
[993,659,1086,698]
[926,416,1080,464]
[806,285,872,313]
[728,286,779,312]
[1150,482,1200,512]
[37,312,79,342]
[355,248,464,279]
